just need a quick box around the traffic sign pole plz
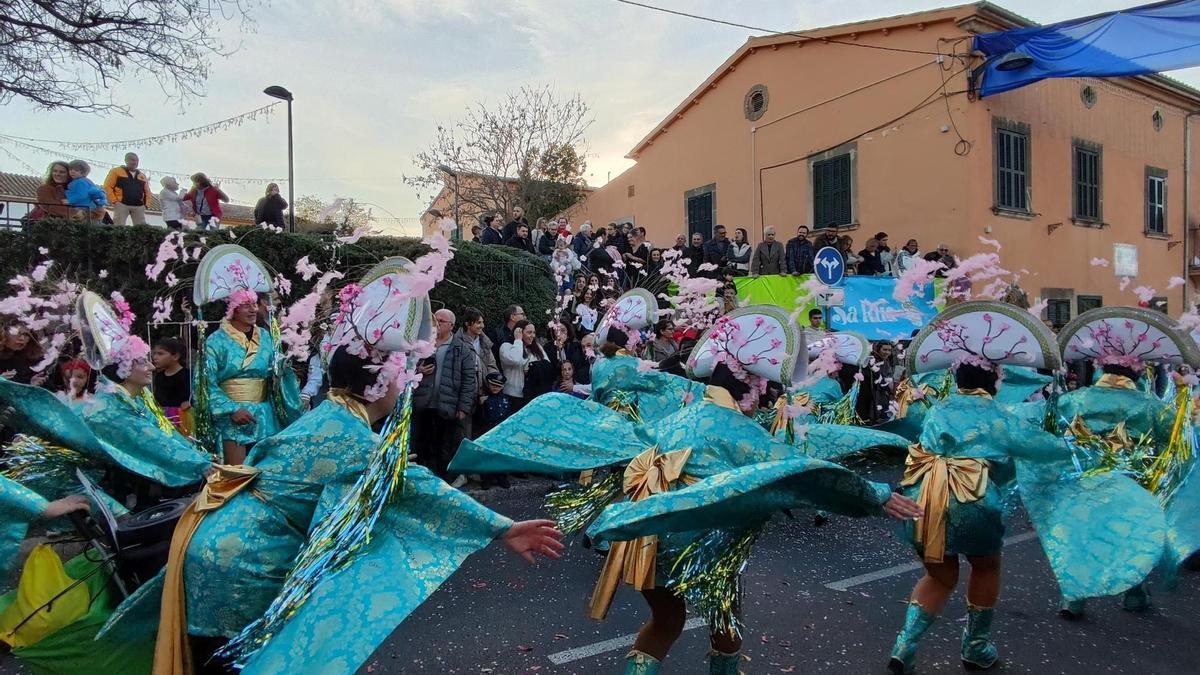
[813,246,845,332]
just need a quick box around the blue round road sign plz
[813,246,845,287]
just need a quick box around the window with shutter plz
[1077,295,1102,314]
[993,120,1030,213]
[1072,141,1102,222]
[1047,299,1071,329]
[812,153,853,228]
[1145,167,1167,235]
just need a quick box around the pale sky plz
[2,0,1197,235]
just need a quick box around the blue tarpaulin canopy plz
[974,0,1200,97]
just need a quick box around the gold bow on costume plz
[155,464,261,675]
[1068,416,1133,454]
[1096,373,1138,391]
[588,446,694,620]
[893,379,937,419]
[899,444,989,563]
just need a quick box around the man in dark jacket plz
[411,309,477,480]
[488,304,525,363]
[536,221,557,257]
[683,232,706,278]
[571,222,594,258]
[785,225,815,274]
[480,214,505,245]
[588,230,615,277]
[701,225,732,278]
[502,205,528,241]
[504,224,535,253]
[813,227,840,252]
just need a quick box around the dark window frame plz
[812,153,853,229]
[683,183,716,241]
[1046,298,1071,329]
[1076,295,1103,315]
[992,117,1032,216]
[1072,139,1103,224]
[1145,166,1167,236]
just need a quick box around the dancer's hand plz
[883,492,923,520]
[231,408,254,425]
[42,495,90,520]
[503,519,565,564]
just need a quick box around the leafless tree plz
[405,85,592,226]
[292,194,371,236]
[0,0,257,114]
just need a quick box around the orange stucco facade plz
[572,3,1200,321]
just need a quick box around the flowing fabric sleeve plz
[588,458,892,544]
[448,393,648,475]
[1163,460,1200,578]
[797,424,910,462]
[83,393,210,488]
[240,466,512,675]
[204,332,241,418]
[1,476,47,577]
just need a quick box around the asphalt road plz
[3,469,1197,674]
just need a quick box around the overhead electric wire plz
[756,59,940,130]
[610,0,953,56]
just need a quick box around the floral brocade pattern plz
[591,356,705,423]
[81,387,211,488]
[205,326,284,446]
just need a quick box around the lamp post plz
[437,163,460,239]
[263,85,295,233]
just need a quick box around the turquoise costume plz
[203,321,293,447]
[0,377,210,497]
[104,399,512,674]
[590,353,705,423]
[797,376,843,407]
[1,476,46,577]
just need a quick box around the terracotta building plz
[573,2,1200,323]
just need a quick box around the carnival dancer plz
[792,331,871,425]
[191,245,303,464]
[1,291,212,506]
[1053,306,1200,617]
[861,301,1167,674]
[451,305,924,674]
[100,256,563,675]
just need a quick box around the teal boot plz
[622,650,660,675]
[708,649,740,675]
[1058,598,1086,619]
[1122,584,1151,612]
[888,601,937,675]
[961,604,999,671]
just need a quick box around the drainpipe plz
[1187,112,1199,309]
[751,126,760,241]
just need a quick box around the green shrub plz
[0,220,555,338]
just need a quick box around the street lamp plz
[264,85,295,233]
[437,163,460,239]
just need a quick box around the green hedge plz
[0,220,556,338]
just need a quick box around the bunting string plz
[2,103,279,153]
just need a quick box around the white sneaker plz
[450,475,468,489]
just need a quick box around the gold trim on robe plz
[900,444,989,563]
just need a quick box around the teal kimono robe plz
[797,376,843,408]
[204,322,295,446]
[902,392,1167,602]
[104,400,512,675]
[1056,376,1200,575]
[0,378,210,495]
[590,353,704,423]
[1,476,46,577]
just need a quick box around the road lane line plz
[824,530,1038,591]
[547,618,707,664]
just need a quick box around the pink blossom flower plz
[1168,277,1186,290]
[1090,257,1110,267]
[98,269,109,279]
[37,247,48,255]
[30,260,52,282]
[977,236,1001,251]
[296,255,320,281]
[636,359,659,373]
[1132,285,1156,303]
[681,391,695,405]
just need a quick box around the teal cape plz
[203,324,301,446]
[103,400,511,675]
[879,366,1051,442]
[590,354,705,423]
[0,377,210,491]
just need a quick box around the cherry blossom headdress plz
[76,290,149,379]
[806,331,871,368]
[687,305,806,387]
[1059,306,1200,371]
[192,244,272,310]
[907,300,1061,375]
[596,288,659,347]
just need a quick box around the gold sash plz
[1068,416,1133,453]
[588,446,694,619]
[900,444,989,563]
[1096,373,1138,391]
[220,378,266,403]
[154,464,261,675]
[220,320,260,370]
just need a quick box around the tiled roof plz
[0,170,254,223]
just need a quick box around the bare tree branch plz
[0,0,257,114]
[404,85,593,225]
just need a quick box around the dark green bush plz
[0,220,555,337]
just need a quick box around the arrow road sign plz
[814,246,845,287]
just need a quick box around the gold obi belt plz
[155,465,260,675]
[220,378,267,404]
[588,446,695,620]
[899,444,989,563]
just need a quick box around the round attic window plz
[1080,85,1098,109]
[744,84,769,122]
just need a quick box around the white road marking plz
[547,617,707,665]
[824,530,1039,591]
